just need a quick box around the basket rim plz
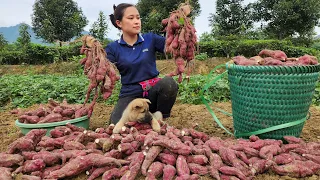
[226,61,320,74]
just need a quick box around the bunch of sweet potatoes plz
[15,99,88,124]
[233,49,319,66]
[2,118,320,179]
[162,2,197,83]
[79,35,120,117]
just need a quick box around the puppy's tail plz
[153,111,163,121]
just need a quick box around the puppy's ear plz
[132,102,144,110]
[142,99,151,104]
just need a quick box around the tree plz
[0,33,8,50]
[31,0,88,44]
[251,0,320,39]
[209,0,254,38]
[136,0,201,34]
[199,32,215,42]
[89,11,109,42]
[16,23,31,49]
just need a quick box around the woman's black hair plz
[109,3,135,30]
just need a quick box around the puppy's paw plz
[113,123,123,134]
[153,111,163,121]
[151,118,161,133]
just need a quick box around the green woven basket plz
[201,63,320,140]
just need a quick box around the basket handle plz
[200,64,233,135]
[200,63,310,138]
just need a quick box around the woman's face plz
[116,6,141,36]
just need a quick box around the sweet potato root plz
[141,146,163,176]
[0,153,24,167]
[0,167,12,180]
[176,155,190,176]
[146,162,164,179]
[163,164,176,180]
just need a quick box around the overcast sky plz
[1,0,319,40]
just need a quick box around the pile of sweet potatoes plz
[162,2,197,83]
[79,35,119,117]
[233,49,319,66]
[14,99,88,124]
[2,120,320,179]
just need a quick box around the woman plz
[105,3,179,125]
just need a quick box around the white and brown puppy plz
[113,98,162,134]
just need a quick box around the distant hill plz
[0,23,89,45]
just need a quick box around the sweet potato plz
[14,159,46,174]
[157,153,177,166]
[187,155,208,165]
[121,133,135,143]
[42,164,62,178]
[0,153,24,167]
[66,123,86,132]
[94,138,114,152]
[44,154,129,179]
[204,137,225,152]
[219,166,247,180]
[297,54,318,65]
[163,164,176,180]
[61,108,75,117]
[6,138,35,154]
[273,153,294,165]
[271,160,320,177]
[302,154,320,164]
[32,151,66,166]
[104,149,123,159]
[141,146,163,176]
[63,141,86,150]
[144,131,159,146]
[104,124,115,134]
[258,49,287,61]
[207,166,220,180]
[219,147,250,176]
[176,155,190,176]
[189,174,201,180]
[37,136,65,149]
[118,141,140,155]
[203,145,223,169]
[146,162,165,179]
[243,147,260,157]
[0,167,13,180]
[84,130,109,140]
[74,107,89,118]
[264,57,283,65]
[102,166,129,180]
[188,163,208,175]
[259,144,282,159]
[38,113,63,123]
[181,136,193,142]
[250,158,273,175]
[50,126,72,138]
[121,163,141,180]
[152,138,191,155]
[233,56,259,66]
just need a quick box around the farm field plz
[0,58,319,180]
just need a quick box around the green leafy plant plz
[195,52,208,61]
